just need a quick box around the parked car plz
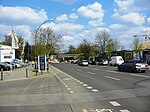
[97,59,108,65]
[109,56,124,66]
[118,60,149,73]
[4,62,16,69]
[0,62,11,71]
[88,60,96,65]
[78,60,89,66]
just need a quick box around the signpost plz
[38,55,47,72]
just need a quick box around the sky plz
[0,0,150,51]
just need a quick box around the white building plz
[0,45,15,62]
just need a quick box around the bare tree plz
[32,28,63,56]
[131,38,143,59]
[95,30,110,55]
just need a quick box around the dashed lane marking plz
[130,74,150,78]
[120,110,130,112]
[92,89,99,92]
[83,84,88,87]
[92,68,100,71]
[88,72,95,75]
[104,76,120,81]
[107,70,119,74]
[109,101,121,106]
[82,109,88,112]
[79,82,84,84]
[67,88,71,90]
[70,91,74,94]
[87,86,93,89]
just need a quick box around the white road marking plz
[83,84,88,87]
[130,74,150,78]
[92,68,99,71]
[67,88,71,90]
[107,70,119,74]
[87,86,93,89]
[65,85,68,88]
[92,89,99,92]
[76,80,80,83]
[70,91,74,94]
[88,72,95,75]
[79,82,84,84]
[120,109,130,112]
[109,101,121,106]
[82,109,88,112]
[105,76,120,81]
[63,78,72,80]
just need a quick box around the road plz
[0,63,150,112]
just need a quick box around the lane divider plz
[104,76,120,81]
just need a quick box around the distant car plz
[109,56,124,66]
[88,60,96,65]
[118,60,149,73]
[78,60,89,66]
[0,62,11,71]
[98,59,108,65]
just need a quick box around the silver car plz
[118,60,149,73]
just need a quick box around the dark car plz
[0,62,11,71]
[88,60,96,65]
[118,60,149,73]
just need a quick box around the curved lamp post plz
[35,19,53,75]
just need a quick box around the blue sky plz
[0,0,150,50]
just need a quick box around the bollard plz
[26,68,28,78]
[1,69,3,81]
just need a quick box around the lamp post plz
[34,19,53,75]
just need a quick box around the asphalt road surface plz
[0,63,150,112]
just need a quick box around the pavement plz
[0,65,51,82]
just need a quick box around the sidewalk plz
[0,65,51,82]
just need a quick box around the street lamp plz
[34,19,53,75]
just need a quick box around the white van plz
[109,56,124,66]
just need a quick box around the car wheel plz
[129,67,133,72]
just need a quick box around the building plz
[0,44,15,62]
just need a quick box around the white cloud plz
[109,24,127,30]
[147,18,150,23]
[69,13,78,20]
[112,12,145,26]
[43,22,84,35]
[0,6,48,26]
[63,36,73,41]
[0,24,32,43]
[56,13,78,22]
[77,2,104,19]
[88,19,103,27]
[114,0,150,12]
[56,14,68,22]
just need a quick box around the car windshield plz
[135,60,147,63]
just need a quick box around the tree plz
[95,30,110,55]
[78,39,91,60]
[24,41,32,61]
[68,45,77,54]
[4,35,11,46]
[131,38,143,59]
[32,28,63,56]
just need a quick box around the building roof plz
[142,41,150,50]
